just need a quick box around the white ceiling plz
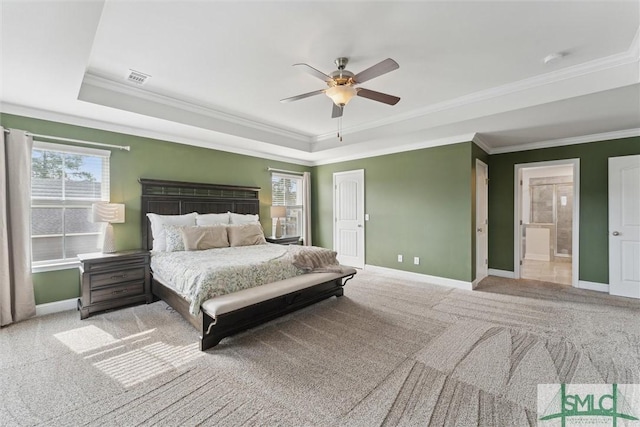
[1,1,639,165]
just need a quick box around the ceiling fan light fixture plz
[325,85,357,106]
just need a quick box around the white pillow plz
[229,212,259,224]
[146,212,197,251]
[196,212,230,226]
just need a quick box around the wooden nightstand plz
[77,250,151,319]
[266,236,301,245]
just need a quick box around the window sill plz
[32,260,80,274]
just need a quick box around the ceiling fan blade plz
[357,88,400,105]
[280,89,326,103]
[293,63,333,82]
[331,103,343,118]
[353,58,399,84]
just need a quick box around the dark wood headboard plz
[139,178,260,251]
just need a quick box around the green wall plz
[1,113,310,304]
[312,142,477,282]
[5,109,635,303]
[488,136,640,284]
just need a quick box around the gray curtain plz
[303,172,312,246]
[1,128,36,326]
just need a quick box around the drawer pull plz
[110,274,127,280]
[111,289,129,295]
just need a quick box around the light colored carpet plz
[1,272,639,426]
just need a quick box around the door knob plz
[612,231,620,236]
[477,227,482,232]
[357,224,363,228]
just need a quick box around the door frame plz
[333,169,365,268]
[475,159,489,286]
[513,158,580,287]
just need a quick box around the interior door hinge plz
[520,180,523,186]
[520,220,523,225]
[485,259,488,265]
[519,260,523,265]
[485,178,489,185]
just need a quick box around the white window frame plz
[271,172,306,240]
[31,141,111,272]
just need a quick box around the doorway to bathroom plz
[514,159,579,286]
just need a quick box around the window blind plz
[31,142,111,264]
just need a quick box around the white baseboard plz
[488,269,516,279]
[576,280,609,293]
[364,265,473,291]
[35,298,77,317]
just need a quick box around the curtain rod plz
[4,128,130,151]
[268,167,304,176]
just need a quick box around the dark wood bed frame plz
[140,178,354,351]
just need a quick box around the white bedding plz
[151,244,307,315]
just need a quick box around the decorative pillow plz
[227,223,267,247]
[146,212,197,251]
[181,225,229,250]
[196,213,230,226]
[229,212,259,225]
[164,225,187,252]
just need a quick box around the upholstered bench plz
[199,268,357,350]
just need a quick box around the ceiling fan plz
[280,57,400,119]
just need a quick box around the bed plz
[140,178,356,351]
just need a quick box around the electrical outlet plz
[397,254,403,262]
[414,257,420,265]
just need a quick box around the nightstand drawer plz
[90,267,146,289]
[91,281,145,304]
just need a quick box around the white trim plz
[364,265,473,291]
[35,298,77,317]
[82,72,311,143]
[312,133,476,166]
[472,134,492,154]
[3,100,638,166]
[576,280,610,293]
[514,159,580,288]
[32,260,80,273]
[490,129,640,155]
[315,46,639,143]
[488,269,516,279]
[1,103,315,167]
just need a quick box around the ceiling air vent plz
[126,69,151,85]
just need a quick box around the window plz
[271,173,305,238]
[31,142,110,266]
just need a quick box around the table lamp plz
[270,206,286,238]
[91,203,125,253]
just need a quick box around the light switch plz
[365,214,370,221]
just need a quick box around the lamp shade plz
[91,203,125,224]
[325,85,357,106]
[270,206,286,219]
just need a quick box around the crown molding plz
[82,72,312,144]
[311,133,476,166]
[0,102,314,166]
[471,134,492,154]
[314,44,639,142]
[489,128,640,155]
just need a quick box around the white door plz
[333,170,365,268]
[475,160,489,286]
[609,155,640,298]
